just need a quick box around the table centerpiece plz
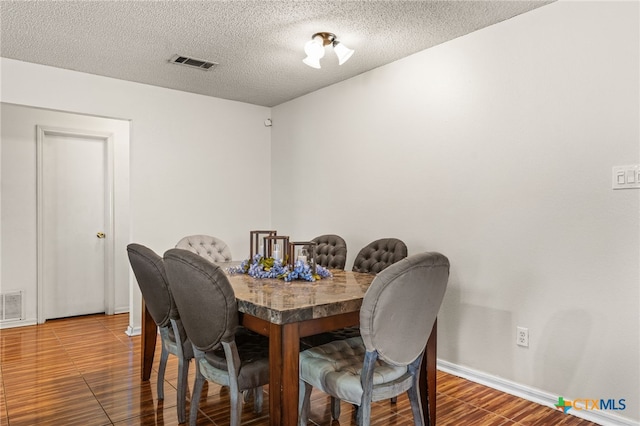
[228,254,332,282]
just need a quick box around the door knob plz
[97,232,105,239]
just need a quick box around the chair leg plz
[176,356,189,424]
[253,386,263,413]
[330,397,341,420]
[220,341,243,426]
[157,345,169,400]
[189,365,205,426]
[357,399,371,426]
[230,389,243,426]
[407,384,425,426]
[298,380,312,426]
[357,350,377,426]
[407,354,426,426]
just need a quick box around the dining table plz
[140,267,438,426]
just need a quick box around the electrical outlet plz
[517,327,529,347]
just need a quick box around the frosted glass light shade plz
[333,41,354,65]
[302,56,321,69]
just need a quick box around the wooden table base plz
[140,301,156,381]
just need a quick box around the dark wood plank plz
[282,323,301,426]
[297,311,360,338]
[140,300,157,381]
[426,319,437,424]
[268,322,283,426]
[240,312,270,336]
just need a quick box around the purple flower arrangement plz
[228,253,332,282]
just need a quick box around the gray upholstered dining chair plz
[300,237,408,353]
[310,234,347,270]
[350,237,411,407]
[175,234,233,263]
[126,243,193,424]
[298,252,449,426]
[163,248,270,426]
[351,237,408,274]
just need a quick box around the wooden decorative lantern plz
[288,241,317,274]
[249,230,277,259]
[263,235,290,263]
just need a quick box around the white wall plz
[272,1,639,422]
[1,104,130,322]
[1,58,272,332]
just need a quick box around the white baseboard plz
[437,360,638,426]
[0,318,37,329]
[114,306,129,315]
[125,325,141,336]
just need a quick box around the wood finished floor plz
[0,314,599,426]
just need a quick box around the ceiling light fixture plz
[303,32,354,69]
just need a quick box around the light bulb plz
[304,36,325,59]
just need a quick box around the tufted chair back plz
[351,238,408,274]
[311,234,347,270]
[175,234,232,263]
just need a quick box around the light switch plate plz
[612,165,640,189]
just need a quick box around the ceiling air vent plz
[169,54,217,71]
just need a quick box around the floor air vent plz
[0,291,23,322]
[170,54,217,71]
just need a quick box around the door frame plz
[36,125,115,323]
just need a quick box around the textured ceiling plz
[1,1,553,107]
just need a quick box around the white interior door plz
[40,131,108,320]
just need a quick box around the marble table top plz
[224,268,375,325]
